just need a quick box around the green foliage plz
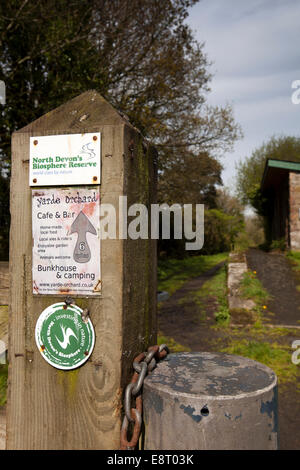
[258,238,287,253]
[0,1,242,253]
[234,215,265,251]
[191,264,230,325]
[158,152,222,206]
[270,238,286,251]
[287,250,300,269]
[207,267,230,325]
[157,334,190,353]
[233,231,253,251]
[214,306,230,324]
[0,1,241,174]
[159,189,245,258]
[202,209,244,254]
[240,271,270,306]
[286,251,300,285]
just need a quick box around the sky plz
[187,0,300,192]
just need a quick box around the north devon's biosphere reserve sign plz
[35,303,95,370]
[29,133,101,186]
[32,187,101,296]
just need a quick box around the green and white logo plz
[35,303,95,370]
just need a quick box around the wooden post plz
[0,262,9,306]
[7,91,157,449]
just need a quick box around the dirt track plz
[158,261,225,351]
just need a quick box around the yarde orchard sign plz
[32,187,101,296]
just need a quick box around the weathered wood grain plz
[0,407,6,450]
[0,306,8,350]
[6,91,157,450]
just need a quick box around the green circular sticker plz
[35,302,95,370]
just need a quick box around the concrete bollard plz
[143,352,278,450]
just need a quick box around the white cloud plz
[190,0,300,78]
[187,0,300,186]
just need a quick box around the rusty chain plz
[120,343,169,450]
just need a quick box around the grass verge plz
[287,252,300,295]
[240,270,270,307]
[237,270,271,327]
[157,333,191,353]
[287,251,300,281]
[220,339,299,389]
[190,264,230,325]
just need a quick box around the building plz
[261,159,300,250]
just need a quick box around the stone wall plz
[227,252,255,311]
[289,172,300,250]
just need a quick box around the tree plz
[158,151,222,205]
[0,1,242,258]
[244,215,264,246]
[213,187,244,252]
[0,1,241,170]
[216,187,244,218]
[236,135,300,214]
[202,209,242,254]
